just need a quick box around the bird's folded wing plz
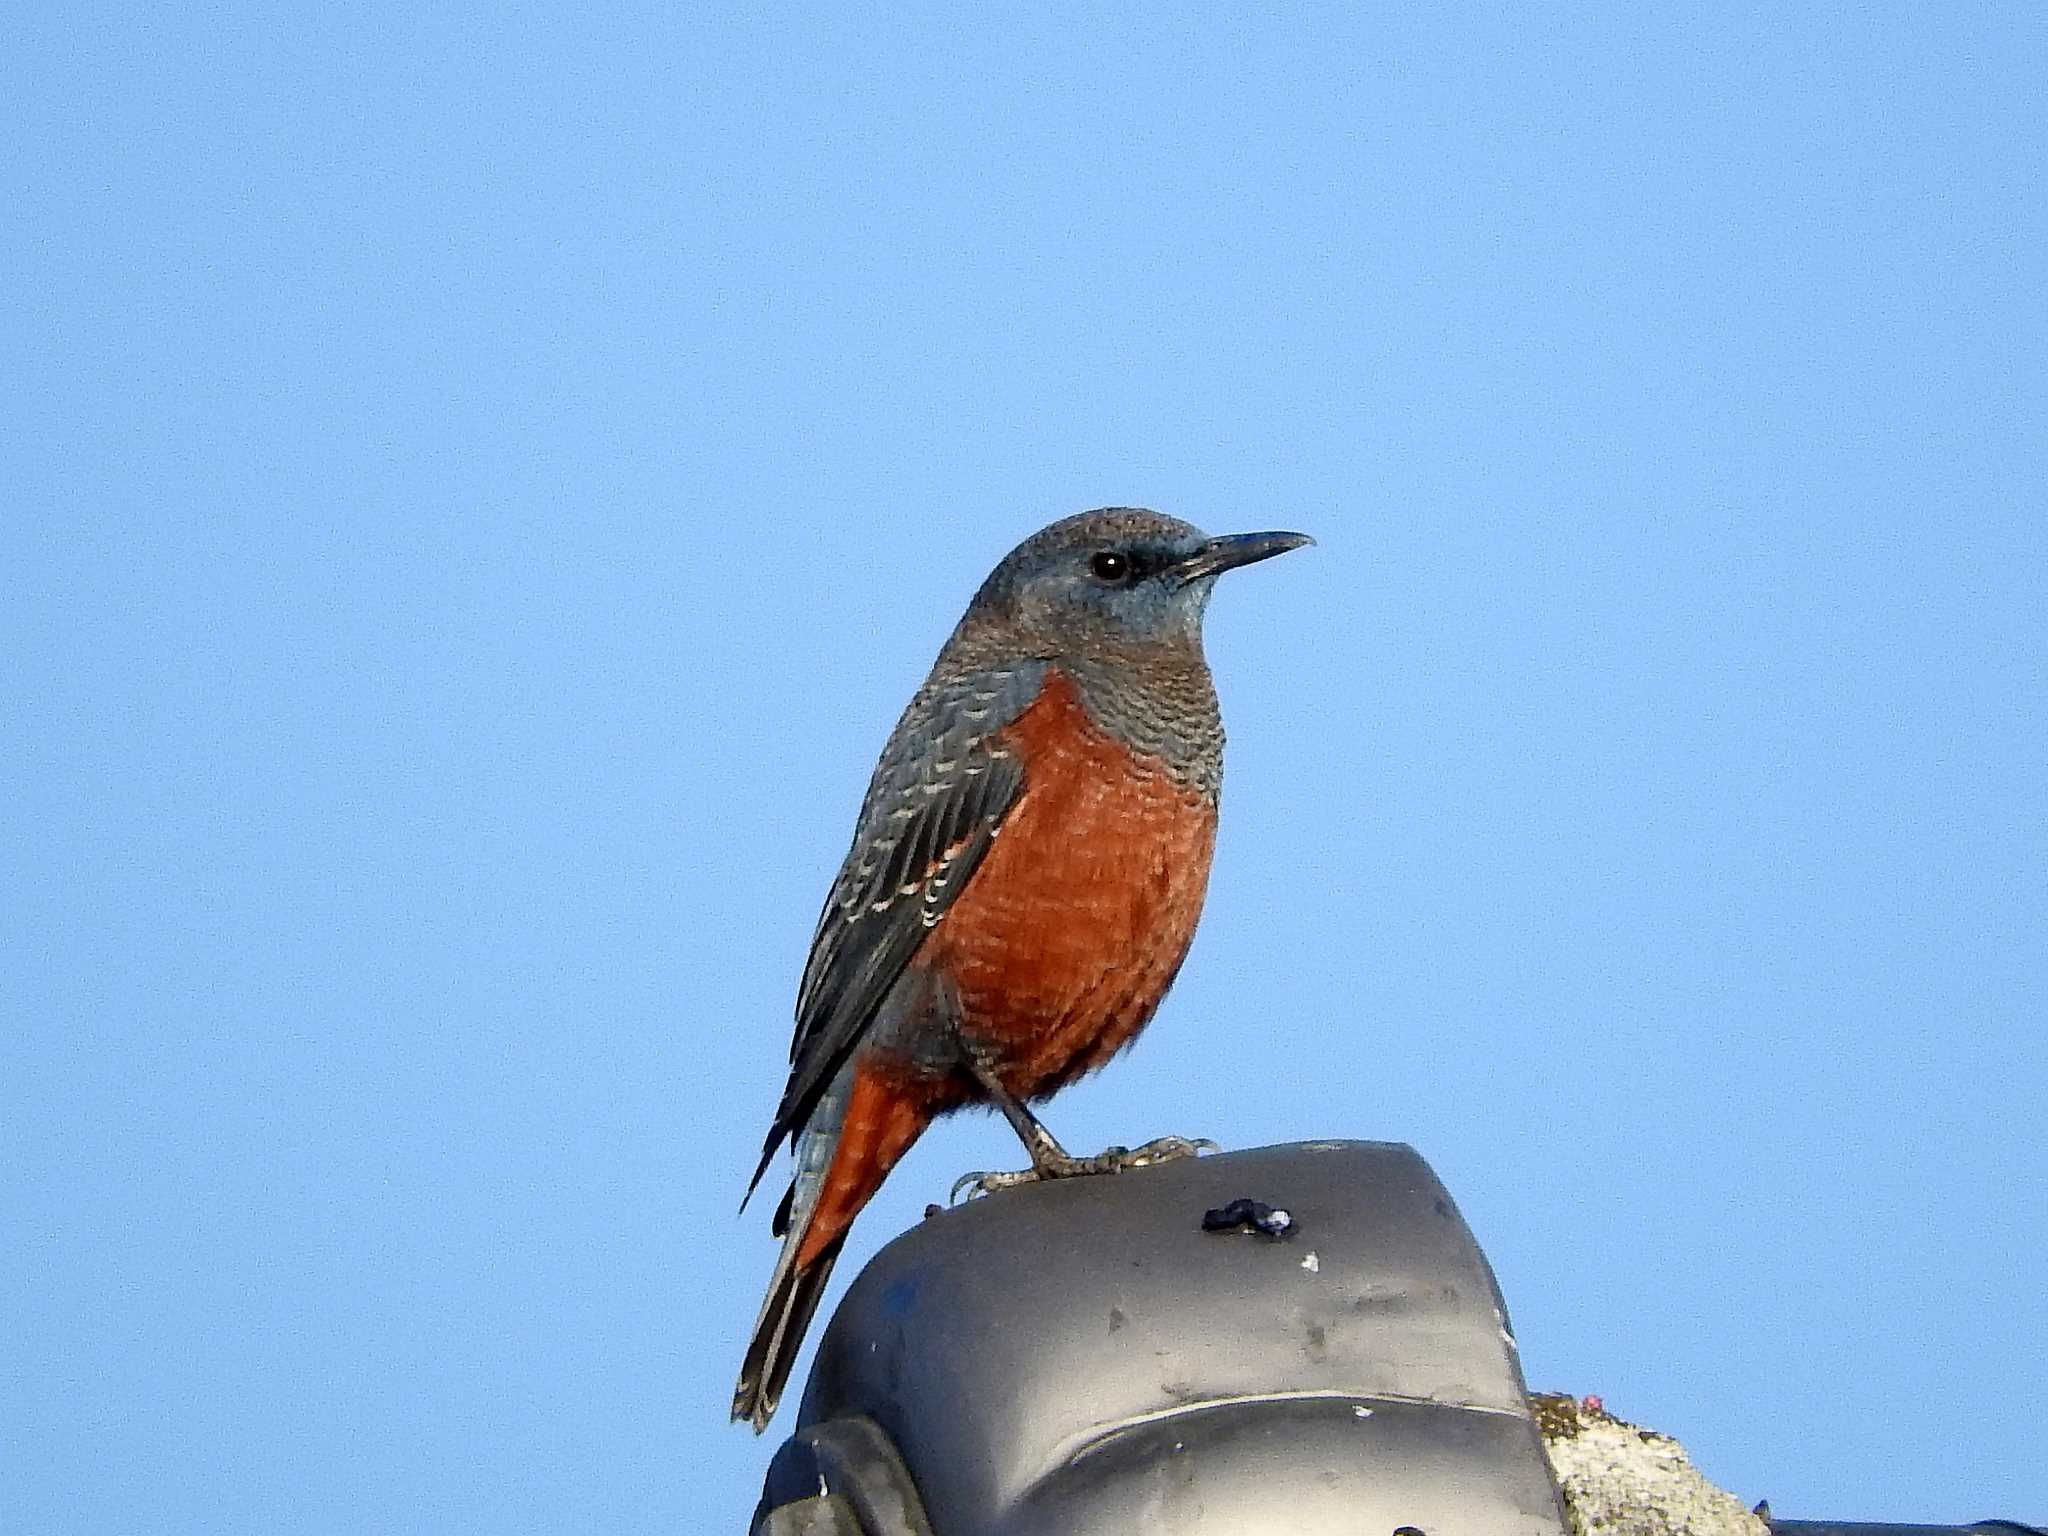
[743,661,1047,1211]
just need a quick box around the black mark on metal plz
[1200,1197,1296,1239]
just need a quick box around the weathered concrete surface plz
[1533,1394,1769,1536]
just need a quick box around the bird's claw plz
[949,1135,1218,1203]
[949,1166,1041,1202]
[1105,1134,1219,1169]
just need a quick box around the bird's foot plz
[1078,1135,1220,1173]
[950,1136,1218,1203]
[948,1166,1044,1202]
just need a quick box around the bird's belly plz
[918,688,1219,1099]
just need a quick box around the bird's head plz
[965,508,1312,657]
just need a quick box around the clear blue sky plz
[5,6,2043,1531]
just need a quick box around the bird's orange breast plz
[920,669,1219,1098]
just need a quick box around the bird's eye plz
[1089,551,1133,583]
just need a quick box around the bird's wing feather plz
[743,660,1046,1208]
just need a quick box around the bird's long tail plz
[733,1062,928,1432]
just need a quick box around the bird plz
[732,507,1311,1431]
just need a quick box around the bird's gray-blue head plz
[964,507,1312,660]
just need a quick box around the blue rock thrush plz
[733,508,1311,1430]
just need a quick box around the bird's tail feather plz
[733,1063,856,1432]
[732,1224,845,1431]
[733,1061,931,1432]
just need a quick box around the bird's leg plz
[950,1049,1218,1203]
[960,1050,1090,1178]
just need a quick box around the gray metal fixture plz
[753,1140,1569,1535]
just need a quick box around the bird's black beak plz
[1170,530,1315,585]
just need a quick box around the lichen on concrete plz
[1532,1393,1770,1536]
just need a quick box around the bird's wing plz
[743,660,1047,1211]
